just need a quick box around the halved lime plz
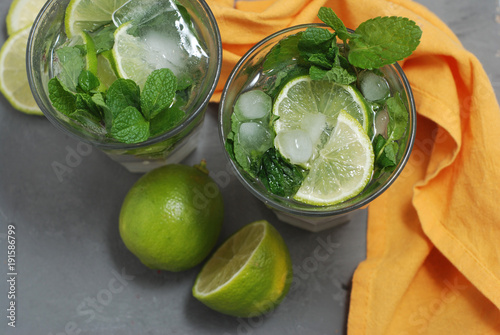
[273,75,370,168]
[294,111,374,206]
[193,220,292,317]
[6,0,47,36]
[64,0,128,38]
[0,26,42,115]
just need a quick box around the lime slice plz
[0,26,42,115]
[96,50,118,89]
[193,220,292,317]
[6,0,47,36]
[294,111,375,206]
[64,0,128,38]
[112,21,154,88]
[273,75,370,168]
[273,75,369,131]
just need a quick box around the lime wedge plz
[65,0,128,38]
[81,31,97,74]
[193,220,292,317]
[6,0,47,36]
[96,50,118,89]
[273,75,370,168]
[294,111,374,206]
[0,26,42,115]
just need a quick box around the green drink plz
[28,0,221,172]
[220,8,420,231]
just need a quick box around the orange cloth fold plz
[206,0,500,333]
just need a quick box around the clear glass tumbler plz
[219,24,417,232]
[27,0,222,173]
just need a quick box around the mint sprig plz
[318,7,422,70]
[48,63,187,144]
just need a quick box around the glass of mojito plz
[27,0,222,172]
[219,9,419,232]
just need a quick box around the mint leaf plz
[78,70,100,93]
[149,102,185,137]
[263,65,309,98]
[317,7,351,41]
[386,92,408,140]
[263,33,301,72]
[225,134,237,163]
[176,75,193,91]
[309,65,356,85]
[106,79,141,117]
[110,106,150,144]
[258,148,305,197]
[55,47,85,92]
[70,109,105,135]
[91,93,113,131]
[48,77,76,116]
[348,16,422,69]
[298,27,334,55]
[176,2,193,28]
[309,66,328,80]
[88,24,116,54]
[307,54,333,69]
[379,141,398,167]
[373,134,386,157]
[76,93,101,119]
[141,68,177,120]
[373,93,408,168]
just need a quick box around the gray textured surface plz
[1,0,499,334]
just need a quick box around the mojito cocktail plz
[220,8,420,231]
[28,0,221,172]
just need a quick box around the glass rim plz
[218,23,417,217]
[27,0,223,151]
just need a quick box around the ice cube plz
[275,129,313,165]
[374,108,389,137]
[234,90,272,121]
[143,30,186,75]
[113,0,174,27]
[359,71,390,102]
[300,113,327,145]
[114,0,208,77]
[237,122,273,153]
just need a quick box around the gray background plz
[1,0,499,334]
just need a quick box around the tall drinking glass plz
[219,24,417,232]
[27,0,222,172]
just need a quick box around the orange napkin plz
[206,0,500,333]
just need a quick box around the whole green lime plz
[119,162,224,272]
